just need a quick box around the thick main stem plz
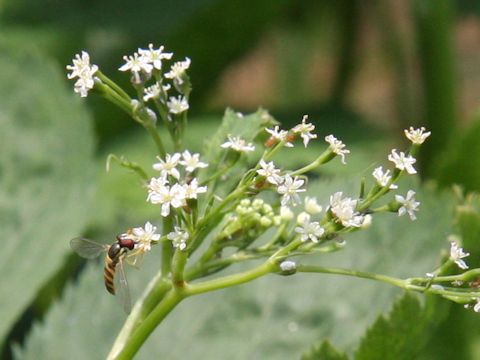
[109,289,184,360]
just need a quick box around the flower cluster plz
[329,192,371,228]
[147,150,208,217]
[68,45,192,123]
[69,47,480,320]
[450,239,470,270]
[119,44,173,76]
[66,51,98,97]
[116,222,161,265]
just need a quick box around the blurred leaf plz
[0,48,94,342]
[455,192,480,267]
[203,108,275,163]
[19,175,456,359]
[201,108,275,196]
[301,340,349,360]
[355,294,436,360]
[2,0,292,144]
[435,118,480,192]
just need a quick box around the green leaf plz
[355,294,435,360]
[435,118,480,192]
[302,340,349,360]
[0,48,94,343]
[200,108,276,195]
[19,176,455,359]
[202,108,275,164]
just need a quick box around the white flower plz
[404,127,431,145]
[66,51,98,97]
[277,174,306,206]
[372,166,398,189]
[167,96,189,114]
[138,44,173,70]
[67,51,97,79]
[165,57,191,84]
[295,216,325,243]
[167,227,189,251]
[159,184,186,217]
[474,299,480,313]
[360,214,372,228]
[280,260,296,272]
[146,175,168,201]
[450,241,469,270]
[280,206,294,220]
[329,192,365,227]
[388,149,417,174]
[130,221,161,252]
[296,211,310,226]
[325,135,350,164]
[304,196,322,214]
[153,153,181,179]
[179,150,208,172]
[265,126,293,147]
[395,190,420,220]
[119,52,153,74]
[257,160,282,185]
[184,178,207,199]
[221,135,255,153]
[143,83,162,102]
[292,115,317,147]
[73,75,96,98]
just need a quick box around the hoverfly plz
[70,234,137,314]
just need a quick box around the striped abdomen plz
[104,254,118,294]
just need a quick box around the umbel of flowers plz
[67,45,480,360]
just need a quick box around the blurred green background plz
[2,0,480,359]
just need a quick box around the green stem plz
[185,261,276,296]
[161,217,174,276]
[97,71,132,101]
[109,289,184,360]
[290,150,335,176]
[144,122,166,158]
[107,274,171,359]
[171,250,188,286]
[297,264,405,288]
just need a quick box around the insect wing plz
[115,257,132,314]
[70,237,108,259]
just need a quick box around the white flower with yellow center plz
[277,174,306,206]
[221,135,255,153]
[119,52,153,74]
[180,150,208,172]
[167,227,189,251]
[372,166,398,189]
[450,240,469,270]
[404,127,431,145]
[153,153,181,179]
[395,190,420,220]
[292,115,317,147]
[325,135,350,164]
[184,178,207,199]
[388,149,417,174]
[165,58,191,85]
[167,96,189,114]
[138,44,173,70]
[265,126,293,147]
[130,221,161,252]
[295,215,325,243]
[66,51,99,97]
[257,160,282,185]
